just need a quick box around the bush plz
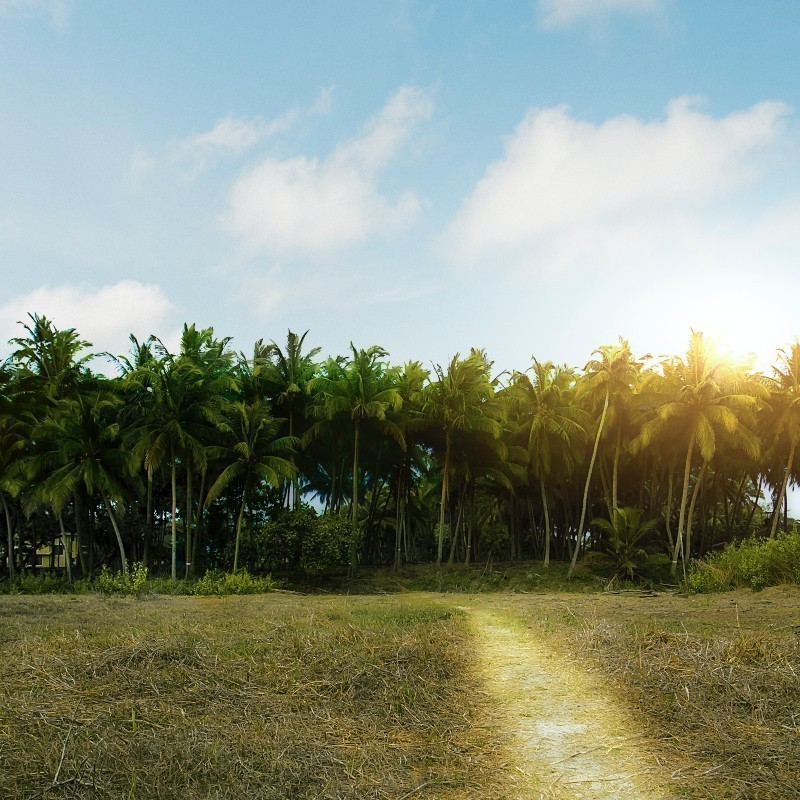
[94,562,149,596]
[190,569,275,595]
[688,531,800,592]
[255,509,360,573]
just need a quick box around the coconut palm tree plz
[634,331,763,576]
[510,360,588,566]
[765,342,800,538]
[260,330,320,509]
[205,400,296,571]
[423,351,502,566]
[22,387,137,575]
[569,338,641,577]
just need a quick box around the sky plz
[2,0,800,376]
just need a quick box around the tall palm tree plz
[306,345,404,573]
[308,345,404,522]
[766,342,800,538]
[260,330,320,509]
[205,400,296,571]
[634,331,763,576]
[423,352,502,566]
[126,326,236,579]
[23,387,137,575]
[511,360,588,566]
[569,338,641,577]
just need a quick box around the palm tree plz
[593,506,659,585]
[634,331,763,576]
[569,338,641,577]
[23,387,137,575]
[205,400,296,571]
[126,326,236,579]
[423,352,501,566]
[766,342,800,538]
[306,345,404,573]
[511,360,588,566]
[260,330,320,509]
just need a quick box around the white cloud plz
[170,87,334,176]
[0,280,175,360]
[171,112,299,175]
[0,0,71,27]
[537,0,663,27]
[223,85,433,255]
[442,97,793,269]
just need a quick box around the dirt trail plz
[467,606,677,800]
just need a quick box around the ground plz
[1,588,798,799]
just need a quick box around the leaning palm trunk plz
[101,492,128,576]
[232,492,246,572]
[671,434,695,577]
[2,492,14,578]
[569,388,609,577]
[685,462,707,561]
[437,433,451,566]
[770,441,796,539]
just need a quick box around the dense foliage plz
[1,315,798,582]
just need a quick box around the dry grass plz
[487,588,800,800]
[0,593,502,800]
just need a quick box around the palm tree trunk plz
[232,491,246,572]
[685,462,706,560]
[171,450,177,581]
[393,475,403,571]
[101,492,128,576]
[664,459,675,553]
[437,432,451,566]
[745,474,764,537]
[770,440,796,539]
[143,472,153,569]
[569,387,609,577]
[2,491,14,578]
[448,486,465,564]
[349,421,361,578]
[540,476,551,567]
[184,463,192,578]
[192,468,206,572]
[612,424,622,514]
[57,513,73,585]
[671,433,695,578]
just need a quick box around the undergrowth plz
[688,531,800,591]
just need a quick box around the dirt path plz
[466,606,677,800]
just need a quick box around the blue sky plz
[2,0,800,375]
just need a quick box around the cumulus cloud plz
[223,86,434,255]
[0,280,175,359]
[537,0,663,27]
[442,97,793,272]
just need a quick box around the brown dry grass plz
[0,594,503,800]
[481,588,800,800]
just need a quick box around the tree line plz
[1,315,798,582]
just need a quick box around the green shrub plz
[255,509,359,573]
[190,569,275,595]
[94,562,150,596]
[688,531,800,592]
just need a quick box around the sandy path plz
[466,606,677,800]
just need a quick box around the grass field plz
[1,587,798,799]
